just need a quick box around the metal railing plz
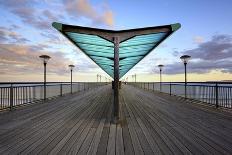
[0,82,108,110]
[129,82,232,108]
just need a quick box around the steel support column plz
[71,69,73,94]
[44,62,47,101]
[114,36,120,122]
[184,63,187,99]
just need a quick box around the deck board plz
[0,84,232,155]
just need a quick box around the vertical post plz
[10,84,13,110]
[160,69,162,92]
[71,69,73,94]
[114,36,120,122]
[44,62,46,101]
[184,63,187,99]
[215,83,218,108]
[33,86,36,100]
[170,82,172,95]
[60,83,63,96]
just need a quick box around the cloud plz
[0,43,101,76]
[185,34,232,60]
[0,26,29,43]
[0,43,73,75]
[14,8,58,30]
[193,36,204,44]
[162,34,232,74]
[0,0,60,30]
[64,0,114,26]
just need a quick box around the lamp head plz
[158,64,164,70]
[180,55,191,64]
[39,55,51,64]
[68,64,75,70]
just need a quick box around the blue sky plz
[0,0,231,82]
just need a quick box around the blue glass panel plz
[66,32,113,46]
[63,32,168,78]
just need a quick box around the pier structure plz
[0,23,232,154]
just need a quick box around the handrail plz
[0,82,108,111]
[128,82,232,109]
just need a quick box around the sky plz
[0,0,232,82]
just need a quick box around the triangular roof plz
[52,22,180,79]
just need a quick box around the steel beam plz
[114,36,120,122]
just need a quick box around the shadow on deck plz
[0,84,232,154]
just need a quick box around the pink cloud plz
[64,0,114,26]
[0,44,73,75]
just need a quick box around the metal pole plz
[135,74,136,83]
[160,69,162,92]
[170,82,172,95]
[215,83,218,108]
[44,62,46,101]
[184,62,187,99]
[60,83,62,96]
[114,36,120,122]
[10,84,13,110]
[71,69,73,94]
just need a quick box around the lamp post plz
[39,55,51,101]
[158,64,164,92]
[69,65,75,94]
[180,55,191,99]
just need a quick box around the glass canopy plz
[53,22,180,79]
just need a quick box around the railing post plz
[33,86,36,100]
[215,83,219,108]
[60,83,62,96]
[10,84,13,111]
[170,82,172,96]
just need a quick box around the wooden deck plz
[0,84,232,155]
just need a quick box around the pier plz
[0,84,232,154]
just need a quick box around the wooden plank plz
[124,95,154,155]
[47,99,101,155]
[96,127,110,155]
[77,128,96,155]
[126,117,144,155]
[116,125,124,155]
[87,118,106,155]
[120,95,134,155]
[68,100,107,155]
[106,124,116,155]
